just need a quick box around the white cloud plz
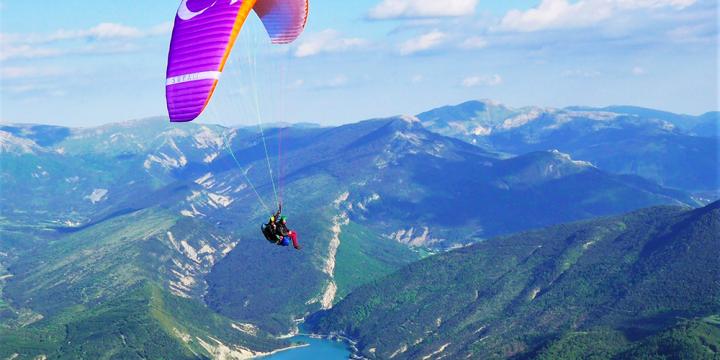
[294,29,368,58]
[614,0,696,9]
[1,22,171,61]
[3,22,166,45]
[369,0,477,19]
[286,79,305,89]
[314,75,350,90]
[631,66,647,75]
[562,69,601,78]
[399,30,447,55]
[499,0,696,32]
[462,74,503,87]
[51,23,144,41]
[0,66,67,79]
[147,22,174,37]
[460,36,488,49]
[0,45,63,61]
[666,22,716,43]
[411,74,424,83]
[500,1,614,32]
[3,83,66,97]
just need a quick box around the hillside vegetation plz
[309,202,720,359]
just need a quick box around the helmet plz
[270,216,275,222]
[280,216,287,223]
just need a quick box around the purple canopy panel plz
[166,0,257,122]
[166,0,310,122]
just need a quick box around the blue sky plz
[1,0,717,127]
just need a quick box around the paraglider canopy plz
[165,0,309,122]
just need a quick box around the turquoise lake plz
[264,334,351,359]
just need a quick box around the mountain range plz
[418,100,718,193]
[0,100,717,358]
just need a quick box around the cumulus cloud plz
[3,83,66,97]
[0,66,68,79]
[561,69,601,78]
[666,22,716,43]
[324,75,349,87]
[294,29,368,57]
[614,0,696,9]
[369,0,477,19]
[147,22,174,37]
[3,22,170,45]
[0,22,171,61]
[399,30,447,55]
[50,23,144,41]
[462,74,503,87]
[460,36,488,49]
[0,45,63,61]
[499,0,696,32]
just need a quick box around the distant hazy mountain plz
[0,112,707,357]
[418,100,719,192]
[308,201,720,359]
[567,105,719,137]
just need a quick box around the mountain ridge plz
[416,100,718,192]
[308,201,720,359]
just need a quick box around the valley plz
[0,101,717,358]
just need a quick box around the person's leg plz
[280,236,290,246]
[289,231,299,248]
